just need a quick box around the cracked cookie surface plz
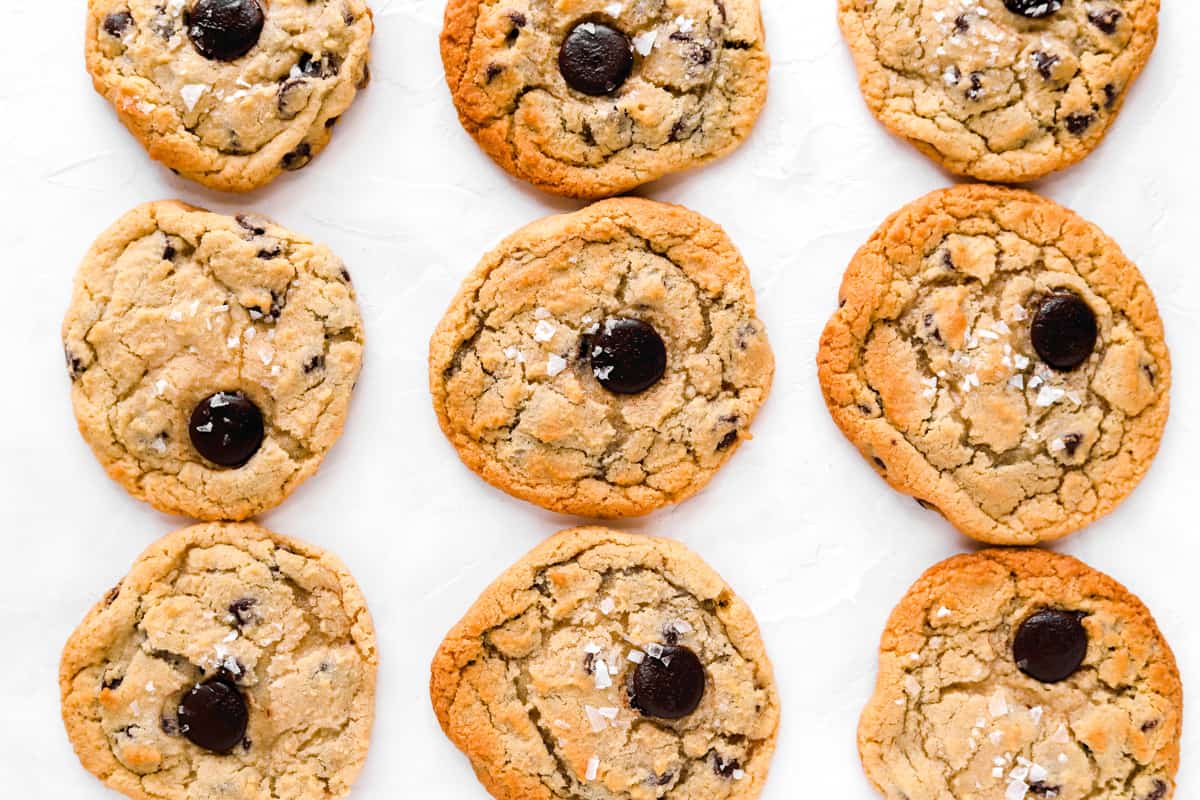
[64,201,365,521]
[431,527,779,800]
[817,185,1169,544]
[859,549,1181,800]
[838,0,1159,182]
[440,0,769,198]
[429,198,774,518]
[86,0,373,192]
[60,522,378,800]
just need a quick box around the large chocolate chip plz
[589,318,667,395]
[1031,292,1098,371]
[187,0,265,62]
[1004,0,1063,18]
[103,11,134,38]
[177,677,248,753]
[558,21,634,96]
[189,391,264,467]
[629,645,706,719]
[1013,609,1088,683]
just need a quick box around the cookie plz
[63,201,365,521]
[431,526,780,800]
[817,185,1170,544]
[60,522,378,800]
[86,0,373,192]
[440,0,769,198]
[859,549,1182,800]
[429,198,774,518]
[838,0,1159,182]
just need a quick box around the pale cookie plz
[441,0,769,198]
[87,0,373,192]
[429,198,774,518]
[817,185,1170,544]
[859,549,1182,800]
[431,526,780,800]
[60,522,378,800]
[63,201,365,521]
[839,0,1159,182]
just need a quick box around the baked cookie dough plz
[839,0,1159,182]
[440,0,770,198]
[87,0,373,191]
[429,198,774,518]
[431,526,780,800]
[818,185,1170,544]
[60,522,378,800]
[859,549,1182,800]
[63,201,365,521]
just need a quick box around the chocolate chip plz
[189,391,264,468]
[303,355,325,373]
[558,21,634,96]
[281,142,313,171]
[651,771,673,786]
[1144,781,1168,800]
[1142,719,1160,732]
[1104,83,1117,108]
[228,598,258,626]
[506,12,525,44]
[66,348,87,380]
[1088,8,1122,34]
[713,754,741,778]
[298,51,341,78]
[583,651,597,675]
[103,11,134,38]
[186,0,265,62]
[356,63,371,90]
[954,14,970,33]
[588,318,667,395]
[1065,112,1095,135]
[1013,609,1088,683]
[103,675,124,690]
[486,63,504,82]
[1061,433,1082,456]
[965,71,985,101]
[1004,0,1063,18]
[161,716,179,736]
[277,77,307,119]
[629,645,705,720]
[257,246,282,259]
[150,8,176,38]
[177,677,248,753]
[1031,51,1059,79]
[235,214,267,235]
[717,430,739,451]
[1029,783,1062,797]
[1031,291,1098,371]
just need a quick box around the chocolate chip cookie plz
[63,201,365,521]
[859,549,1181,800]
[440,0,770,198]
[839,0,1159,182]
[60,522,378,800]
[429,198,774,518]
[817,185,1170,544]
[87,0,373,192]
[431,526,780,800]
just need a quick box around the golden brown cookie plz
[431,526,780,799]
[86,0,373,191]
[429,198,774,518]
[838,0,1159,182]
[63,201,365,521]
[818,185,1170,544]
[60,522,378,800]
[440,0,769,198]
[860,549,1182,800]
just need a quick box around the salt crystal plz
[547,354,567,377]
[599,597,615,615]
[605,2,623,15]
[936,606,952,618]
[1036,386,1065,407]
[534,307,551,320]
[180,83,208,112]
[584,706,607,732]
[627,650,645,664]
[1006,779,1029,800]
[1008,374,1025,390]
[594,660,613,690]
[632,30,657,55]
[989,691,1009,718]
[533,320,556,342]
[586,756,600,781]
[1014,354,1030,370]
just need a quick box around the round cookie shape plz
[440,0,770,198]
[60,522,378,800]
[429,198,774,518]
[63,201,365,521]
[431,527,780,800]
[859,549,1181,800]
[838,0,1160,182]
[86,0,374,192]
[817,185,1170,544]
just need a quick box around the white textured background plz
[1,0,1197,796]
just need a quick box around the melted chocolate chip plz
[1088,8,1122,34]
[235,214,267,235]
[965,71,985,101]
[104,11,134,38]
[1065,112,1096,135]
[1013,609,1088,683]
[713,754,741,778]
[1144,781,1168,800]
[1031,51,1059,79]
[1004,0,1063,18]
[629,645,705,720]
[228,598,258,626]
[1031,292,1098,371]
[186,0,265,62]
[189,391,264,467]
[177,677,248,753]
[589,318,667,395]
[103,675,124,691]
[281,142,313,171]
[559,21,634,96]
[66,348,87,380]
[717,430,739,451]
